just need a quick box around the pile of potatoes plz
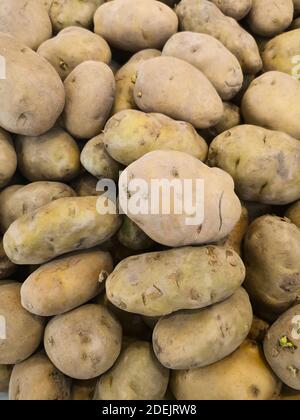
[1,0,300,401]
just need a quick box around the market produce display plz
[0,0,300,401]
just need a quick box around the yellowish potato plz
[0,129,17,189]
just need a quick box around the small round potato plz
[44,304,122,380]
[210,0,252,20]
[286,201,300,228]
[0,129,17,189]
[0,364,13,392]
[118,216,155,251]
[0,238,16,279]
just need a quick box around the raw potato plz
[103,110,208,165]
[0,129,17,189]
[153,288,253,370]
[94,341,169,400]
[210,0,252,20]
[286,201,300,228]
[44,304,122,380]
[242,71,300,139]
[0,33,65,136]
[3,196,121,265]
[118,216,155,251]
[37,27,111,80]
[243,216,300,320]
[247,0,293,37]
[113,49,161,115]
[63,62,115,139]
[94,0,178,52]
[0,0,52,50]
[171,340,280,400]
[119,151,241,247]
[71,174,101,197]
[0,181,76,233]
[9,352,71,400]
[248,316,269,343]
[134,56,223,129]
[106,246,245,316]
[0,238,16,279]
[208,125,300,205]
[0,283,45,364]
[264,305,300,390]
[176,0,262,74]
[0,365,13,392]
[71,379,98,400]
[15,127,81,182]
[162,32,243,100]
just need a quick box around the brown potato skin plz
[0,129,17,189]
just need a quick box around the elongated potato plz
[286,201,300,228]
[176,0,262,74]
[3,196,121,265]
[94,341,169,400]
[0,238,16,279]
[104,110,208,165]
[0,129,17,189]
[210,0,252,20]
[0,365,13,392]
[44,304,122,379]
[106,246,245,316]
[134,57,223,129]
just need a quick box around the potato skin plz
[0,33,65,136]
[3,196,121,265]
[134,56,223,129]
[264,305,300,390]
[171,340,280,400]
[0,129,17,189]
[94,0,178,52]
[0,365,13,392]
[118,216,155,251]
[106,246,245,316]
[153,288,253,370]
[104,110,208,165]
[162,32,243,100]
[248,316,270,343]
[94,341,169,400]
[9,352,71,400]
[286,201,300,228]
[0,238,16,280]
[44,304,122,380]
[0,283,45,364]
[208,125,300,205]
[210,0,252,20]
[243,216,300,320]
[201,102,241,141]
[176,0,262,74]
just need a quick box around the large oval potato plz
[44,304,122,380]
[119,150,241,247]
[9,352,71,400]
[264,305,300,390]
[0,283,45,364]
[0,33,65,136]
[286,201,300,228]
[37,27,111,80]
[3,196,121,265]
[0,129,17,189]
[94,341,169,400]
[94,0,178,52]
[171,340,280,400]
[162,32,243,100]
[21,250,113,316]
[0,238,16,280]
[106,246,245,316]
[63,61,115,139]
[153,288,253,370]
[176,0,262,74]
[208,125,300,205]
[210,0,252,20]
[104,110,208,165]
[134,56,223,129]
[0,365,13,392]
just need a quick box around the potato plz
[243,216,300,320]
[9,352,71,400]
[264,304,300,390]
[103,110,208,165]
[118,216,155,251]
[0,182,76,233]
[171,340,280,400]
[50,0,105,33]
[210,0,252,20]
[242,72,300,139]
[0,129,17,189]
[153,288,253,370]
[3,196,121,265]
[208,125,300,205]
[248,316,270,343]
[113,49,161,115]
[134,57,223,129]
[37,27,111,80]
[0,238,16,280]
[119,150,241,247]
[71,379,98,400]
[0,283,45,364]
[94,341,169,400]
[44,304,122,379]
[94,0,178,52]
[0,33,65,136]
[162,32,243,100]
[15,127,81,182]
[0,364,13,392]
[71,174,101,197]
[286,201,300,228]
[175,0,262,74]
[21,250,113,316]
[247,0,293,37]
[106,245,245,316]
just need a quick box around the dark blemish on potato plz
[81,352,87,361]
[109,375,114,387]
[142,293,147,306]
[75,238,86,248]
[139,139,146,146]
[262,135,267,144]
[259,182,268,195]
[118,301,127,310]
[280,277,298,293]
[226,250,234,257]
[235,158,240,169]
[17,112,28,126]
[153,285,163,296]
[59,59,68,71]
[250,385,260,397]
[129,381,140,395]
[271,80,276,86]
[219,325,225,338]
[225,131,231,138]
[190,288,200,301]
[218,192,224,233]
[171,167,179,178]
[48,336,55,346]
[20,48,26,53]
[169,76,174,81]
